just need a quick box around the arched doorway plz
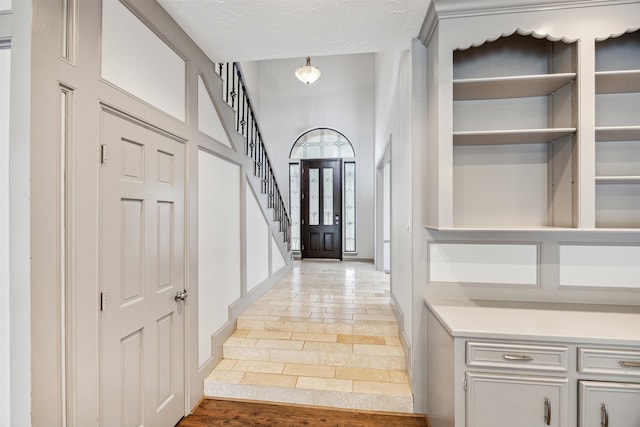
[289,128,356,259]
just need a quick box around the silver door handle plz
[601,403,608,427]
[544,398,551,425]
[175,289,188,302]
[619,360,640,368]
[503,354,533,361]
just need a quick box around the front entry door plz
[301,159,342,259]
[99,110,186,427]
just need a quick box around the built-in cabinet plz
[425,301,640,427]
[424,0,640,230]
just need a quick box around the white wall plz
[242,54,376,259]
[197,150,241,367]
[0,43,11,427]
[246,183,270,291]
[2,0,31,424]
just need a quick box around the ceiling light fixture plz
[295,56,321,84]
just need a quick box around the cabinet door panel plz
[579,381,640,427]
[466,372,568,427]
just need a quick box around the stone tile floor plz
[204,260,414,413]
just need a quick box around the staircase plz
[204,261,414,413]
[214,63,290,252]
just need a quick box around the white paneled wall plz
[197,150,241,367]
[0,45,10,427]
[246,183,269,292]
[560,244,640,289]
[101,0,185,120]
[197,76,231,147]
[0,0,9,12]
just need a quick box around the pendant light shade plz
[295,57,321,84]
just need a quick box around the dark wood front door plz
[301,159,342,259]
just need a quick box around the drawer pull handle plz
[619,360,640,368]
[601,403,608,427]
[544,398,551,425]
[503,354,533,361]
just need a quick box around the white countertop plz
[425,299,640,346]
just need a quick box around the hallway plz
[204,260,414,413]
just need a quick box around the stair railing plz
[215,63,290,246]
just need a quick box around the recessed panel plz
[157,313,173,409]
[121,329,143,427]
[559,244,640,288]
[157,201,173,290]
[323,233,334,251]
[157,150,174,185]
[197,76,232,147]
[429,243,538,285]
[122,139,144,181]
[309,232,321,252]
[101,0,186,120]
[121,199,144,303]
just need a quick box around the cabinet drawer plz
[578,348,640,377]
[466,341,568,372]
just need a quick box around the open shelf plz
[596,126,640,142]
[594,30,640,229]
[596,70,640,94]
[595,176,640,184]
[454,73,576,100]
[454,128,576,146]
[447,34,577,229]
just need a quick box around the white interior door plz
[99,110,186,427]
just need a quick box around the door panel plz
[579,381,640,427]
[100,110,185,427]
[302,159,342,259]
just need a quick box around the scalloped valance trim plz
[455,28,579,52]
[595,26,640,42]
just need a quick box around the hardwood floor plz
[177,398,430,427]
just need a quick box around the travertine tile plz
[384,336,402,346]
[283,363,336,378]
[246,330,293,340]
[335,367,390,382]
[296,376,352,393]
[255,339,305,350]
[314,390,373,411]
[214,359,238,371]
[291,332,338,342]
[241,372,297,388]
[231,360,285,374]
[258,385,315,406]
[270,349,320,365]
[206,369,244,384]
[303,341,352,353]
[337,334,385,345]
[352,380,412,396]
[204,260,415,414]
[390,369,410,384]
[353,343,404,356]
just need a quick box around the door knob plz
[175,289,188,302]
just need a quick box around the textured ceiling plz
[157,0,431,62]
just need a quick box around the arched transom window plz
[289,128,356,254]
[290,128,355,159]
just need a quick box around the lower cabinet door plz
[579,380,640,427]
[466,372,568,427]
